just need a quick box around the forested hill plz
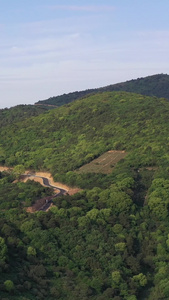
[2,91,169,299]
[1,91,169,181]
[35,73,169,107]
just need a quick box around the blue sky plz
[0,0,169,108]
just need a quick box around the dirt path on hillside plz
[0,166,12,172]
[0,167,81,195]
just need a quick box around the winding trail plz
[23,173,67,195]
[0,167,80,194]
[0,167,81,212]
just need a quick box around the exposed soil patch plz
[76,150,127,174]
[0,166,12,172]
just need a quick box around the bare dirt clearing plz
[0,166,12,172]
[76,150,127,174]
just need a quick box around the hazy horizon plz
[1,0,169,109]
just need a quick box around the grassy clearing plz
[76,150,127,174]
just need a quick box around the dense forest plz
[35,73,169,107]
[1,89,169,299]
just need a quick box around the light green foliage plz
[115,242,126,252]
[99,208,111,221]
[12,164,25,178]
[78,215,89,227]
[154,264,168,282]
[126,296,137,300]
[158,279,169,297]
[147,178,169,219]
[108,186,133,214]
[20,219,38,233]
[86,208,99,220]
[148,196,167,219]
[157,243,167,257]
[27,246,36,256]
[113,224,123,234]
[4,279,14,291]
[116,177,134,190]
[112,271,121,285]
[133,273,147,287]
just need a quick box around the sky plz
[0,0,169,109]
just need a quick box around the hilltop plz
[35,73,169,107]
[2,74,168,125]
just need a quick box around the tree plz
[108,187,132,214]
[115,242,126,252]
[13,164,25,179]
[86,208,99,220]
[132,273,147,287]
[112,271,122,289]
[27,246,36,256]
[4,279,14,292]
[148,196,167,220]
[112,271,121,284]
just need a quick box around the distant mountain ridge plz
[35,73,169,107]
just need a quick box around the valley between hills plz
[1,74,169,299]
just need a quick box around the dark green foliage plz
[0,165,167,300]
[36,90,95,106]
[35,73,169,107]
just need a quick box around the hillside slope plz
[35,73,169,107]
[1,91,169,181]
